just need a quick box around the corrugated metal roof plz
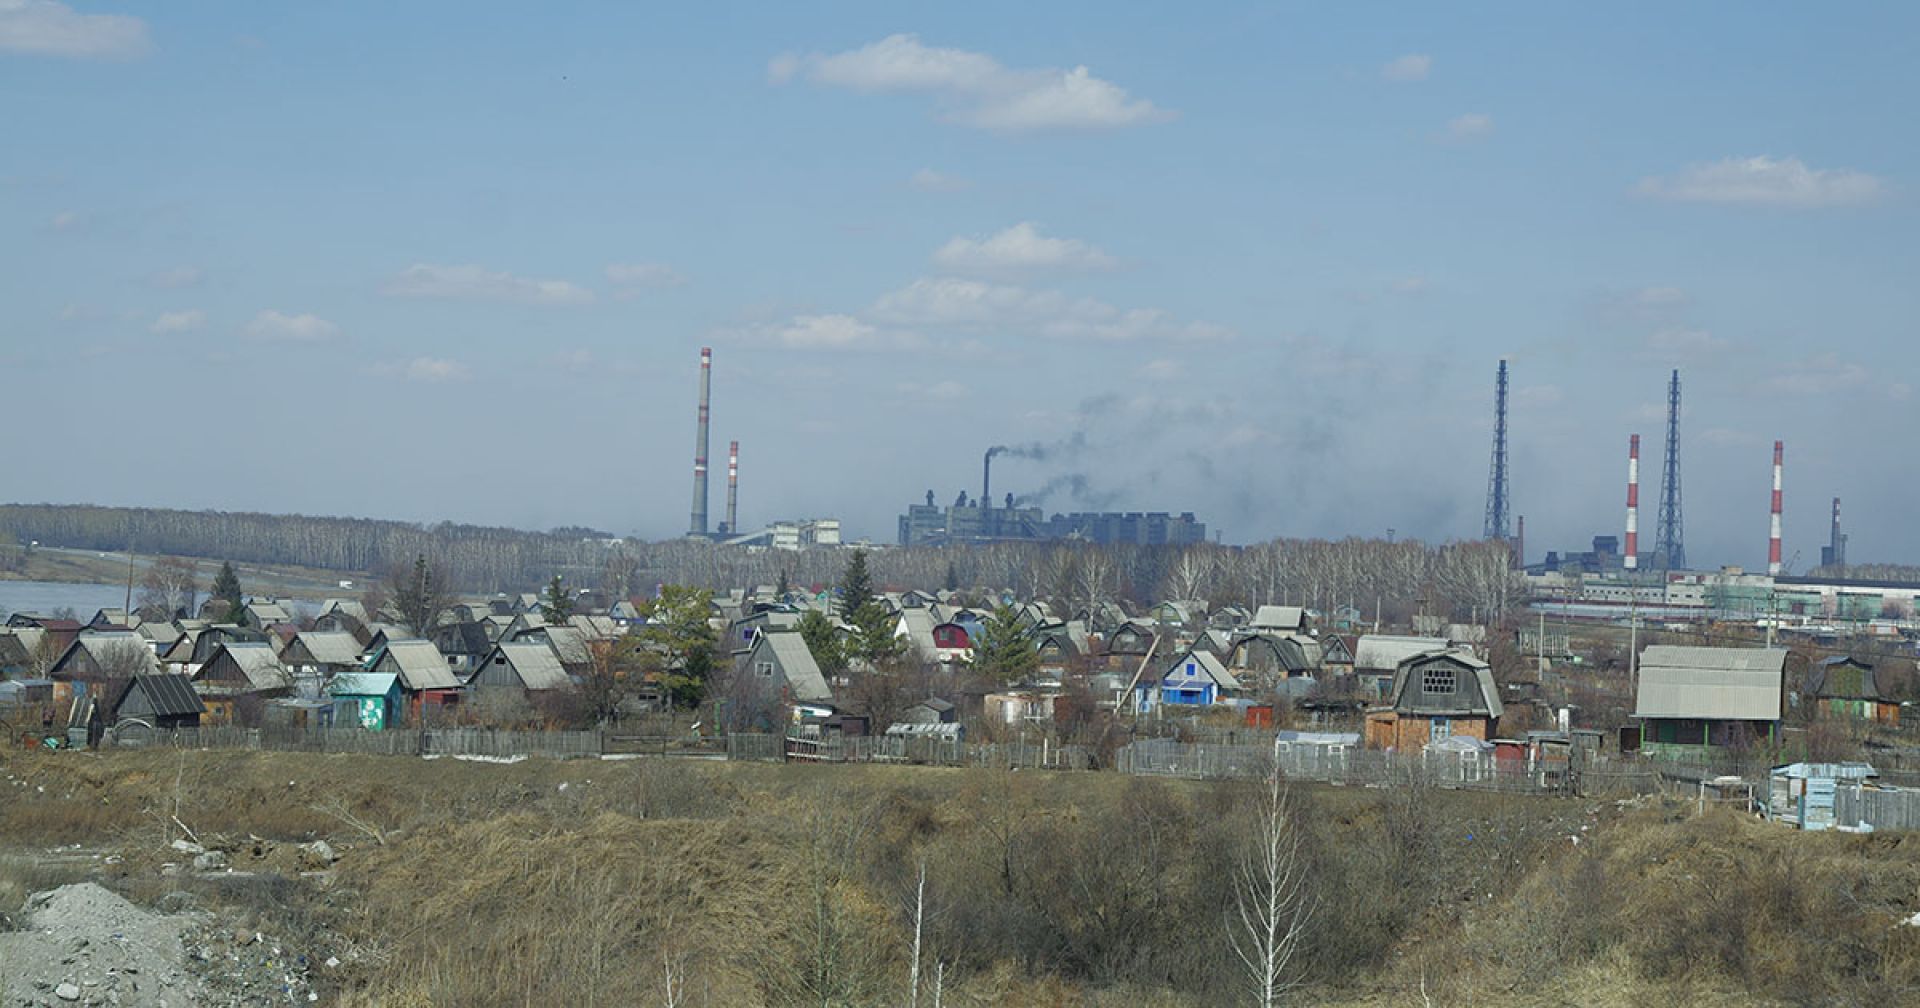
[124,673,204,717]
[292,631,363,666]
[1634,645,1786,721]
[329,672,398,697]
[375,640,461,691]
[211,642,292,691]
[1354,635,1448,672]
[491,642,570,691]
[1251,605,1305,630]
[763,632,833,702]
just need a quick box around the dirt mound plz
[0,882,320,1008]
[0,882,205,1007]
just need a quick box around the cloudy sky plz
[3,2,1914,567]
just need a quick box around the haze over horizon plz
[4,3,1914,568]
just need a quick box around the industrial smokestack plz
[1624,434,1640,571]
[1768,440,1784,576]
[983,446,1005,511]
[1827,497,1845,572]
[689,347,712,536]
[725,440,739,536]
[1515,515,1525,571]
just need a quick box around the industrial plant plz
[895,447,1207,546]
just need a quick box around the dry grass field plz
[0,748,1915,1006]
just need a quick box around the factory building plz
[897,490,1206,547]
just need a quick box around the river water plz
[0,581,137,622]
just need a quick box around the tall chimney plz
[725,440,740,536]
[1829,497,1845,572]
[1624,434,1640,571]
[982,450,993,510]
[1768,439,1784,576]
[1515,515,1525,571]
[689,347,712,536]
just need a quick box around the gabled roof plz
[289,631,364,666]
[759,632,833,703]
[1385,648,1502,718]
[116,673,205,718]
[1251,606,1305,631]
[204,642,292,692]
[485,642,571,690]
[1161,648,1239,689]
[373,640,461,691]
[1634,646,1787,722]
[52,633,160,679]
[1354,635,1448,672]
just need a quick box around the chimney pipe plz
[1768,440,1784,576]
[1515,515,1525,571]
[689,347,711,536]
[725,440,739,536]
[1624,434,1640,571]
[982,450,993,511]
[1830,497,1845,572]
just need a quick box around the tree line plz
[0,503,1520,623]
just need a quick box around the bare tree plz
[136,555,200,621]
[1229,761,1315,1007]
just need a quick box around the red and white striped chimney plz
[1624,434,1640,571]
[689,347,712,536]
[1768,439,1784,576]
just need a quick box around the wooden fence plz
[1114,736,1660,796]
[121,725,608,760]
[1835,783,1920,831]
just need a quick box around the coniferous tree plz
[837,550,873,619]
[539,575,573,624]
[393,553,445,637]
[976,604,1040,686]
[795,608,845,677]
[944,561,959,593]
[211,561,245,624]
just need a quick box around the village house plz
[328,671,403,730]
[366,640,464,724]
[1631,645,1793,758]
[194,642,292,723]
[1364,648,1503,751]
[469,641,571,718]
[735,632,835,727]
[1136,647,1241,711]
[110,673,205,731]
[1802,656,1899,726]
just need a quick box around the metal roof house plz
[1136,647,1240,711]
[1803,656,1898,726]
[1631,645,1793,758]
[1364,648,1503,752]
[367,640,463,725]
[110,673,205,730]
[328,672,402,730]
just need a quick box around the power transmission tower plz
[1483,359,1512,541]
[1656,369,1686,570]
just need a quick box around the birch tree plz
[1229,763,1315,1007]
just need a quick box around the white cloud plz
[384,263,593,305]
[149,309,204,334]
[48,210,79,230]
[1763,353,1891,398]
[1645,327,1729,358]
[871,276,1229,344]
[605,262,685,292]
[898,379,968,401]
[244,310,338,343]
[910,168,972,192]
[372,356,472,383]
[1636,156,1883,209]
[1381,54,1431,82]
[1444,113,1494,141]
[1391,275,1430,295]
[0,0,148,58]
[773,33,1170,131]
[750,313,924,352]
[932,222,1116,273]
[149,266,203,289]
[1141,358,1182,379]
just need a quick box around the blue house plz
[328,672,403,730]
[1136,648,1241,711]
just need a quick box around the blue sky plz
[3,2,1915,567]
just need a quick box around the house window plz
[1431,718,1452,739]
[1421,666,1456,696]
[1185,662,1197,677]
[756,661,775,678]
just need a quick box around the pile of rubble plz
[0,883,319,1007]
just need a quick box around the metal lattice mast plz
[1656,369,1686,570]
[1483,359,1512,541]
